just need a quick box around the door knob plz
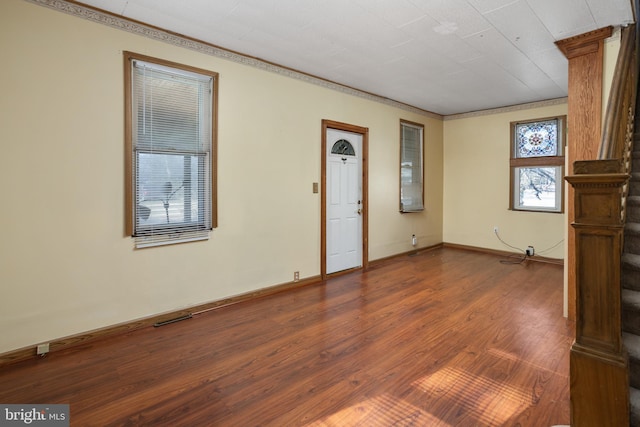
[357,209,362,215]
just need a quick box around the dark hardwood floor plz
[0,248,571,426]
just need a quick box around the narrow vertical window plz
[124,52,218,248]
[400,120,425,212]
[510,116,565,212]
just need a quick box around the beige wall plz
[443,28,621,319]
[0,0,622,355]
[0,0,443,353]
[443,102,568,260]
[603,28,622,128]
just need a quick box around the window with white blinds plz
[124,52,217,248]
[400,120,424,212]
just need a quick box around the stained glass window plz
[515,119,558,158]
[510,116,565,213]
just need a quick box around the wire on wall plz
[493,229,564,265]
[536,239,564,255]
[493,229,527,264]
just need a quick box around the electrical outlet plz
[37,343,50,356]
[412,234,417,246]
[294,271,300,282]
[526,246,535,256]
[493,226,499,233]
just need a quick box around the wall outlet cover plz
[37,343,50,355]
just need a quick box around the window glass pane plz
[400,122,424,212]
[331,139,355,156]
[513,166,561,211]
[136,152,208,231]
[515,119,558,158]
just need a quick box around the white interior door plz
[326,128,363,274]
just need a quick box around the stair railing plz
[599,22,638,166]
[565,23,637,426]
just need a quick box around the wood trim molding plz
[321,120,369,280]
[556,26,612,323]
[442,243,564,265]
[510,156,565,167]
[443,97,568,121]
[573,159,625,174]
[0,274,321,368]
[367,243,444,267]
[555,26,613,59]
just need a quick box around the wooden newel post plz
[565,168,629,426]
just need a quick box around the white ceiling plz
[74,0,634,115]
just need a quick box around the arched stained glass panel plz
[331,139,356,156]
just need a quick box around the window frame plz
[124,51,218,243]
[509,115,566,213]
[399,119,425,213]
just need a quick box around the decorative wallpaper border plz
[26,0,444,119]
[26,0,569,121]
[443,97,568,121]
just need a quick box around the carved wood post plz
[556,27,613,323]
[565,168,629,426]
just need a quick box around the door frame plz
[321,119,369,279]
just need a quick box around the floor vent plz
[153,314,192,327]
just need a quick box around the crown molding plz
[443,97,568,121]
[23,0,573,121]
[556,26,614,59]
[26,0,442,120]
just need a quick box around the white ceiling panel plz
[436,73,508,111]
[481,0,557,55]
[526,0,597,39]
[465,56,533,93]
[73,0,634,115]
[410,0,493,37]
[391,39,465,75]
[527,47,571,80]
[103,0,127,15]
[463,28,533,73]
[422,35,484,65]
[466,0,520,14]
[353,0,427,28]
[586,0,635,29]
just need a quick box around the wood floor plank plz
[0,248,571,426]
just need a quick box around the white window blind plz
[130,59,213,248]
[400,121,424,212]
